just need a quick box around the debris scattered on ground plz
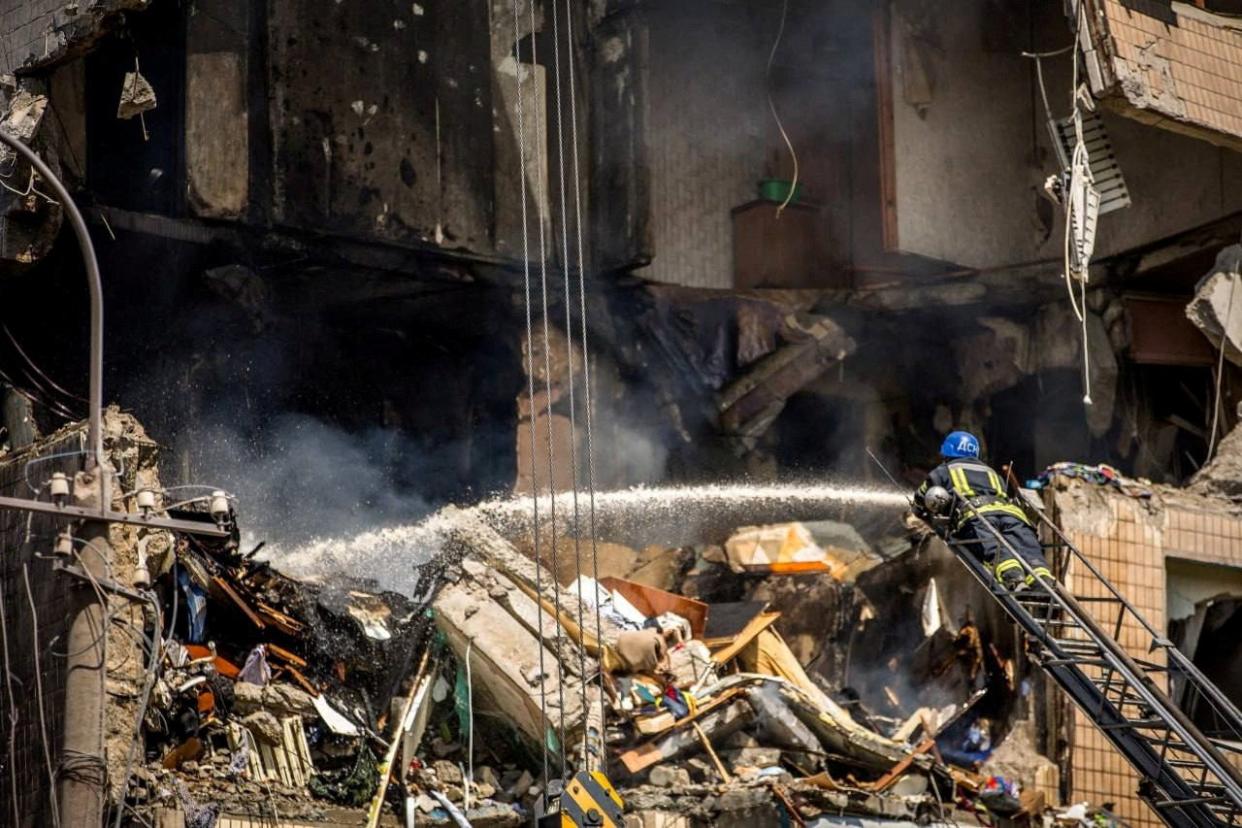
[114,478,1105,826]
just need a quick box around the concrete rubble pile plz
[0,411,1137,827]
[109,493,1093,827]
[405,508,1073,828]
[109,485,438,825]
[86,431,1142,828]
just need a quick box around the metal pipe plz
[0,131,105,514]
[0,493,230,537]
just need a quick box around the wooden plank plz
[692,720,731,784]
[284,665,319,696]
[630,688,744,740]
[266,642,307,669]
[255,601,305,636]
[212,576,266,629]
[742,560,833,575]
[872,737,935,792]
[710,611,781,665]
[600,576,709,637]
[619,697,754,774]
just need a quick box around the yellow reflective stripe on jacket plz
[972,501,1031,524]
[956,500,1032,529]
[987,469,1004,496]
[949,466,975,497]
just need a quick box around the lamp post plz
[0,127,229,828]
[0,129,105,511]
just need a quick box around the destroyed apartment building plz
[2,0,1242,826]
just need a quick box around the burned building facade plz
[0,0,1239,505]
[1,0,1242,826]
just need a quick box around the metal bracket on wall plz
[0,493,231,537]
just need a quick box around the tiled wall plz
[1095,0,1242,141]
[0,0,144,75]
[1051,483,1242,828]
[636,5,768,290]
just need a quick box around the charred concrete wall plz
[267,0,495,250]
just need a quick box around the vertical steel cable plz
[528,0,569,778]
[510,0,551,788]
[0,562,20,827]
[549,0,591,770]
[560,0,607,772]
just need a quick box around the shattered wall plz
[887,0,1242,270]
[635,3,770,289]
[268,0,496,251]
[1048,479,1242,828]
[1085,0,1242,150]
[0,0,147,74]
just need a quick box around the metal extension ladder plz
[941,499,1242,828]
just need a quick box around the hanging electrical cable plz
[548,0,593,773]
[527,0,570,779]
[1064,0,1096,406]
[766,0,798,218]
[560,0,608,773]
[509,0,553,789]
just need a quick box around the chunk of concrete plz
[1186,246,1242,367]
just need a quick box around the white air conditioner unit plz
[1052,111,1131,215]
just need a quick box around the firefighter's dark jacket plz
[915,458,1031,528]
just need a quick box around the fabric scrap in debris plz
[176,566,208,643]
[238,644,271,686]
[1028,462,1151,498]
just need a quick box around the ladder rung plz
[1099,718,1165,730]
[1047,658,1110,669]
[1053,641,1099,653]
[1154,796,1228,808]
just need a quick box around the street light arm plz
[0,129,106,515]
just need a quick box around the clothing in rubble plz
[915,437,1051,590]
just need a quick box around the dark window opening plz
[85,1,187,214]
[1167,559,1242,737]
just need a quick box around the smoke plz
[606,420,669,486]
[185,412,435,550]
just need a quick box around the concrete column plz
[58,468,113,827]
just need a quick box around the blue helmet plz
[941,430,980,459]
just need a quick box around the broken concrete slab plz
[1186,245,1242,367]
[1191,415,1242,499]
[433,570,586,747]
[718,313,856,448]
[117,69,157,120]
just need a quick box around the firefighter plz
[914,430,1052,591]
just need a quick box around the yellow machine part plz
[559,770,624,827]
